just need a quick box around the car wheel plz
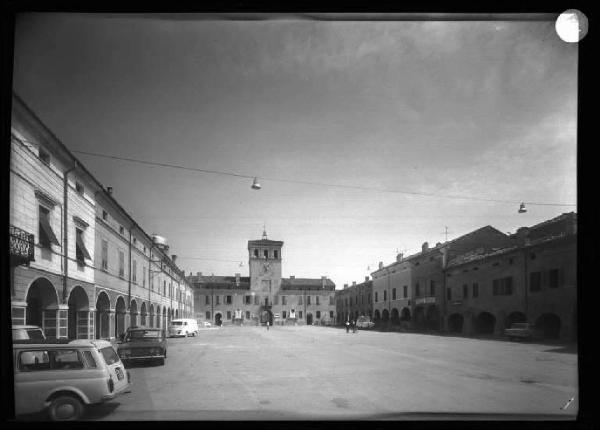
[47,395,84,421]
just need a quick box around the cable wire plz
[71,149,576,207]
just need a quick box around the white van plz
[168,319,199,337]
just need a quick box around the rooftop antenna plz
[441,226,450,242]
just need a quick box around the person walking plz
[266,320,270,331]
[352,320,357,333]
[345,319,350,333]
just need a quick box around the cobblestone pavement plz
[85,326,577,420]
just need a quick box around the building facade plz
[335,277,373,324]
[190,232,336,326]
[371,254,412,327]
[444,213,577,340]
[9,93,193,340]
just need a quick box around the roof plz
[187,275,251,290]
[281,278,335,291]
[528,212,576,231]
[248,239,284,247]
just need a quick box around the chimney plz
[321,276,326,288]
[171,254,177,263]
[235,273,240,286]
[396,253,403,262]
[365,276,369,282]
[107,186,113,195]
[436,242,442,247]
[378,261,383,269]
[290,275,295,279]
[422,242,429,252]
[343,284,348,289]
[196,272,202,277]
[352,281,356,286]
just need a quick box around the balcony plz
[10,225,35,266]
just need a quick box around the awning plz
[76,233,92,260]
[39,216,60,246]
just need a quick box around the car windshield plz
[171,322,183,326]
[127,330,161,340]
[100,346,120,365]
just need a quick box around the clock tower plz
[248,228,283,299]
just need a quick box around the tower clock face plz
[262,262,271,274]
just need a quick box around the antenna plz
[441,226,450,242]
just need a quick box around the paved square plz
[92,326,578,420]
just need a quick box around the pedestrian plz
[345,320,350,333]
[266,320,269,331]
[353,320,357,333]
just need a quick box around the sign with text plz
[415,297,436,305]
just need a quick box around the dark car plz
[116,328,167,366]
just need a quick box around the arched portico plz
[448,313,464,333]
[68,286,90,339]
[130,299,138,327]
[400,307,411,321]
[95,292,112,339]
[474,312,496,335]
[149,304,155,328]
[535,313,561,339]
[115,296,126,338]
[156,305,161,328]
[382,309,389,322]
[140,302,147,326]
[26,277,60,338]
[391,308,400,324]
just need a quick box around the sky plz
[12,13,578,288]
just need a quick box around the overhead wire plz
[71,149,576,208]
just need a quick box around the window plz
[37,147,51,164]
[119,225,125,235]
[463,284,468,298]
[254,295,259,305]
[245,295,251,304]
[101,240,108,270]
[415,282,420,297]
[375,292,378,302]
[118,250,125,278]
[274,295,279,305]
[38,206,59,248]
[264,250,269,259]
[345,298,348,307]
[282,310,287,319]
[447,288,452,300]
[163,280,166,296]
[403,286,408,298]
[493,277,513,295]
[316,296,320,305]
[329,296,334,305]
[316,311,321,319]
[392,288,396,300]
[383,290,387,301]
[530,272,542,292]
[246,311,250,319]
[299,311,303,319]
[142,266,146,287]
[274,250,278,259]
[226,295,232,304]
[82,350,97,368]
[330,311,334,319]
[75,181,84,194]
[368,295,371,304]
[254,249,258,257]
[298,295,303,305]
[548,269,560,288]
[430,281,435,296]
[216,296,221,305]
[226,311,231,320]
[282,296,287,305]
[508,258,514,265]
[473,283,479,298]
[206,311,211,320]
[132,260,137,283]
[75,227,90,266]
[307,296,311,305]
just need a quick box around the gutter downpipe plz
[128,225,133,317]
[62,162,78,303]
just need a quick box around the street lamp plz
[251,177,261,190]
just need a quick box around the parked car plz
[168,319,199,337]
[355,316,375,330]
[117,328,167,366]
[504,323,544,341]
[13,339,130,421]
[12,325,46,341]
[202,321,212,328]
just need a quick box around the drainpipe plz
[128,226,133,311]
[62,162,78,303]
[523,248,529,322]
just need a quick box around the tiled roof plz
[446,246,519,268]
[528,212,576,231]
[281,278,335,290]
[187,275,250,290]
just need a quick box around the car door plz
[98,345,128,393]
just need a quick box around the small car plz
[356,316,375,329]
[117,328,167,366]
[504,322,544,341]
[168,319,199,337]
[202,321,212,328]
[12,325,46,341]
[13,339,130,421]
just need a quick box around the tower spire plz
[262,223,267,240]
